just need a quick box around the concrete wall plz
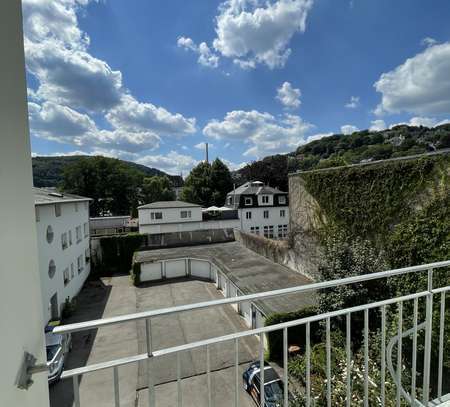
[0,1,50,405]
[36,201,91,323]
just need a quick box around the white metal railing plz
[53,260,450,407]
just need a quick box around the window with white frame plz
[246,211,252,219]
[150,212,163,220]
[244,197,253,205]
[180,210,192,219]
[263,210,269,219]
[250,226,260,235]
[263,225,274,238]
[68,230,72,246]
[278,224,288,238]
[63,268,70,286]
[48,259,56,279]
[280,209,286,218]
[261,195,269,204]
[279,196,287,204]
[76,225,82,243]
[61,232,68,250]
[77,255,84,274]
[84,222,89,237]
[55,203,62,217]
[46,225,54,244]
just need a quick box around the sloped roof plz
[138,200,201,209]
[34,187,91,205]
[227,181,286,196]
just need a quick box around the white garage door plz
[140,262,162,282]
[165,259,186,279]
[240,301,252,327]
[229,284,238,311]
[191,260,211,280]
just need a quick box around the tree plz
[141,176,175,204]
[210,158,233,206]
[180,162,213,207]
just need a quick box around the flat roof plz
[34,187,91,205]
[138,200,201,209]
[135,241,315,316]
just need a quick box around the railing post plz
[283,327,288,407]
[422,268,433,405]
[146,318,155,407]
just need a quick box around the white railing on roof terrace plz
[53,260,450,407]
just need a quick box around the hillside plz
[234,123,450,191]
[32,155,183,188]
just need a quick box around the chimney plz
[205,142,209,163]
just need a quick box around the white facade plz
[35,195,91,324]
[237,206,289,238]
[0,1,49,404]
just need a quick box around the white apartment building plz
[138,201,240,234]
[34,188,91,324]
[225,181,289,239]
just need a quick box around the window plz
[84,222,89,237]
[263,225,274,238]
[263,210,269,219]
[61,232,68,250]
[261,195,269,204]
[246,211,252,219]
[244,197,253,205]
[278,224,288,238]
[279,196,286,205]
[63,268,70,286]
[55,203,61,217]
[76,225,82,243]
[150,212,163,220]
[35,207,40,222]
[70,263,75,279]
[77,255,84,274]
[250,226,260,235]
[280,209,286,218]
[46,225,54,243]
[68,230,72,246]
[48,260,56,279]
[181,210,192,218]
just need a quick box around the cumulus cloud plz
[341,124,359,135]
[194,142,214,150]
[306,132,333,142]
[177,36,219,68]
[369,119,387,132]
[221,159,247,171]
[345,96,360,109]
[137,151,199,175]
[374,42,450,116]
[23,0,196,160]
[203,110,313,157]
[276,82,301,109]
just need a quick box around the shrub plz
[62,296,77,319]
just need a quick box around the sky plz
[24,0,450,176]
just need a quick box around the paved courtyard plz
[50,276,258,407]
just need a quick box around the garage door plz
[191,260,211,280]
[240,301,252,327]
[165,259,186,279]
[229,283,238,311]
[140,262,162,282]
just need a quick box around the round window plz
[48,260,56,279]
[46,225,54,243]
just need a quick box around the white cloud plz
[306,132,333,142]
[194,142,214,150]
[137,151,199,175]
[341,124,359,135]
[374,42,450,116]
[203,110,313,157]
[369,119,387,132]
[221,159,247,171]
[421,37,437,47]
[408,116,440,128]
[276,81,301,109]
[177,36,219,68]
[345,96,360,109]
[179,0,313,70]
[106,95,196,136]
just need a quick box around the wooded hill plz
[32,155,182,188]
[234,123,450,191]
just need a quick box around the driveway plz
[50,276,258,407]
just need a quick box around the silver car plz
[46,331,72,384]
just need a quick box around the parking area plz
[50,276,258,407]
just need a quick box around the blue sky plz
[24,0,450,175]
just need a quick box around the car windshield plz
[265,380,283,402]
[46,344,59,362]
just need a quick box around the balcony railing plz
[53,260,450,407]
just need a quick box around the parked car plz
[243,361,284,407]
[45,327,72,384]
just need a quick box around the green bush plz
[130,262,141,286]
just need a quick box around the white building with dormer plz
[225,181,289,238]
[34,188,91,324]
